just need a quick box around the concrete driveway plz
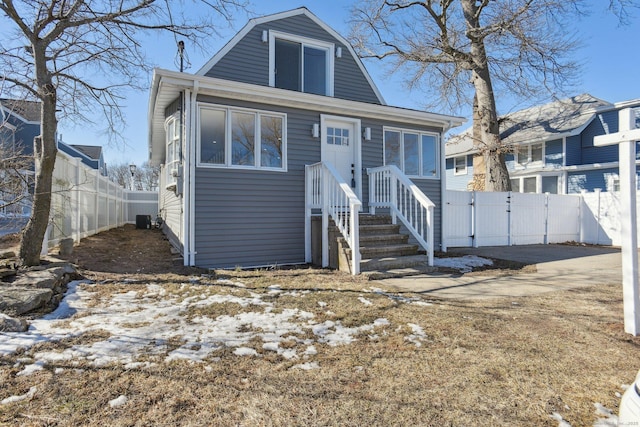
[379,244,623,299]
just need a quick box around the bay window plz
[165,116,181,187]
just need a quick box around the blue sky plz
[56,1,640,168]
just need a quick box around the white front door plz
[321,115,362,198]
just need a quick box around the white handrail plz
[305,162,362,275]
[367,165,435,266]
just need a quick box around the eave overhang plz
[148,68,465,164]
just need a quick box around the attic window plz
[269,31,334,96]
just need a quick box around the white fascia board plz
[149,68,465,163]
[614,99,640,109]
[158,68,464,126]
[194,7,387,105]
[0,105,39,126]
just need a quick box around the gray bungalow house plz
[446,94,640,194]
[148,8,464,273]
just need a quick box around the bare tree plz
[108,161,159,191]
[0,0,246,266]
[351,0,637,191]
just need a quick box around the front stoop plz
[337,214,431,274]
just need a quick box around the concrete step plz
[359,224,401,235]
[360,254,430,272]
[359,234,409,246]
[346,243,419,259]
[358,214,393,225]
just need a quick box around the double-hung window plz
[165,116,180,187]
[384,128,439,178]
[269,31,334,96]
[198,104,286,171]
[454,156,467,175]
[516,142,544,167]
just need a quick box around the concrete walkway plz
[379,245,623,299]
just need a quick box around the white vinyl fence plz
[45,151,158,250]
[442,189,627,250]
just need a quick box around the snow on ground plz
[434,255,493,273]
[0,279,430,373]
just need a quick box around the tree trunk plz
[461,0,511,192]
[19,47,58,266]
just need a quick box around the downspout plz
[182,89,190,266]
[188,81,199,266]
[440,120,453,252]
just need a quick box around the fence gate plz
[443,190,473,248]
[510,192,547,245]
[474,192,510,247]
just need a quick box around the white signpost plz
[594,108,640,336]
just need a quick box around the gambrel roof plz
[196,7,386,105]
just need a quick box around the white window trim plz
[454,155,467,176]
[164,115,181,189]
[268,30,335,97]
[515,142,545,168]
[196,103,288,172]
[383,126,440,179]
[511,173,564,194]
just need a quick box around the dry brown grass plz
[0,268,638,426]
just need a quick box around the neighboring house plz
[445,94,640,194]
[0,99,40,216]
[57,141,108,176]
[0,98,108,216]
[148,8,464,272]
[0,98,40,160]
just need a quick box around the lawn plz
[0,264,637,426]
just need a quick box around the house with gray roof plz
[148,8,465,272]
[445,94,640,194]
[57,142,107,176]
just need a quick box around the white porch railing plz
[368,165,435,266]
[305,162,362,275]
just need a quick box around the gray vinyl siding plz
[192,95,444,267]
[159,165,184,252]
[204,14,381,104]
[545,139,563,166]
[193,95,318,268]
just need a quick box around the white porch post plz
[321,168,329,267]
[594,107,640,336]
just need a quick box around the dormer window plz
[269,31,334,96]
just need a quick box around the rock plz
[0,287,53,316]
[0,262,79,317]
[0,251,16,260]
[0,313,28,332]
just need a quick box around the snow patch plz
[1,386,36,405]
[434,255,493,273]
[108,395,128,408]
